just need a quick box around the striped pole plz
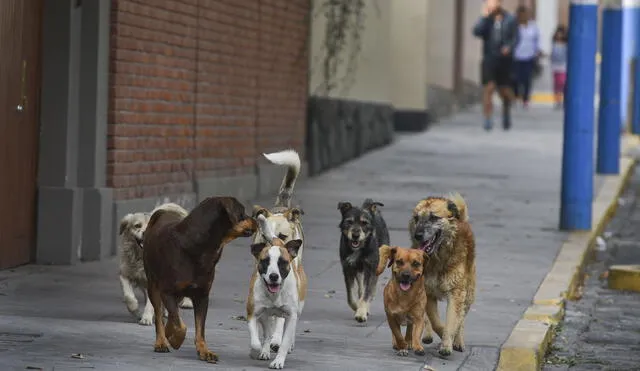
[560,0,598,230]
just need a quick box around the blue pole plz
[634,57,640,134]
[597,2,624,174]
[632,2,640,135]
[560,0,598,231]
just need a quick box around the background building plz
[3,0,539,269]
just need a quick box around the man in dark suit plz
[473,0,519,131]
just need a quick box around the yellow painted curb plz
[496,134,639,371]
[497,320,552,371]
[608,264,640,292]
[523,304,565,326]
[530,93,555,104]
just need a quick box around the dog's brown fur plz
[377,245,428,356]
[408,193,476,356]
[142,197,257,363]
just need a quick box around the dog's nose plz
[269,273,279,282]
[352,232,360,239]
[400,272,412,281]
[414,231,424,241]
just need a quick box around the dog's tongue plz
[399,282,411,291]
[267,284,280,293]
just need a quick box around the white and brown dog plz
[251,149,305,352]
[117,202,193,325]
[247,214,306,369]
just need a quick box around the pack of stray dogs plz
[117,149,476,369]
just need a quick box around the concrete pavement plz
[1,104,573,371]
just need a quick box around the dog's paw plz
[154,342,171,353]
[438,343,453,357]
[139,316,153,326]
[198,349,219,363]
[453,342,465,352]
[258,350,271,360]
[269,356,286,369]
[414,348,426,356]
[422,335,433,344]
[179,297,194,309]
[396,349,409,357]
[354,308,368,323]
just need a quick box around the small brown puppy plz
[409,193,476,357]
[377,244,428,357]
[142,196,257,363]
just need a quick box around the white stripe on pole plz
[601,0,640,8]
[570,0,598,5]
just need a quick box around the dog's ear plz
[376,245,396,275]
[252,205,271,219]
[251,243,267,259]
[337,202,352,215]
[119,214,132,235]
[369,201,384,213]
[284,239,303,258]
[447,200,460,220]
[285,207,304,223]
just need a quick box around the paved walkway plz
[0,104,570,371]
[544,164,640,371]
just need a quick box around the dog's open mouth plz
[399,281,412,291]
[419,231,441,255]
[350,240,361,248]
[135,238,144,249]
[264,280,281,294]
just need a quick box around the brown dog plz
[377,245,428,357]
[142,196,257,363]
[408,193,476,357]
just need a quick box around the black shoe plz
[503,114,511,130]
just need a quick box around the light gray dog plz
[117,203,193,325]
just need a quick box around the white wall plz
[426,1,456,90]
[308,0,391,104]
[390,0,429,110]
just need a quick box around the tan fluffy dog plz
[408,193,476,356]
[377,245,428,357]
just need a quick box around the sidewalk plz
[1,104,571,371]
[544,164,640,371]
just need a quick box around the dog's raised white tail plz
[263,149,301,209]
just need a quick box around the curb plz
[608,264,640,292]
[496,134,639,371]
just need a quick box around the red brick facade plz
[107,0,309,200]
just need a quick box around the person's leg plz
[497,58,515,130]
[522,59,535,107]
[481,59,496,130]
[553,71,562,109]
[512,61,523,103]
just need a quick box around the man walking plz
[473,0,518,131]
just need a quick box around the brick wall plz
[108,0,309,200]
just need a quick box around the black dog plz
[337,198,390,323]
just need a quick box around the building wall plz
[390,0,429,131]
[306,0,394,174]
[35,0,311,265]
[108,0,309,201]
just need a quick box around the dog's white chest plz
[264,306,290,318]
